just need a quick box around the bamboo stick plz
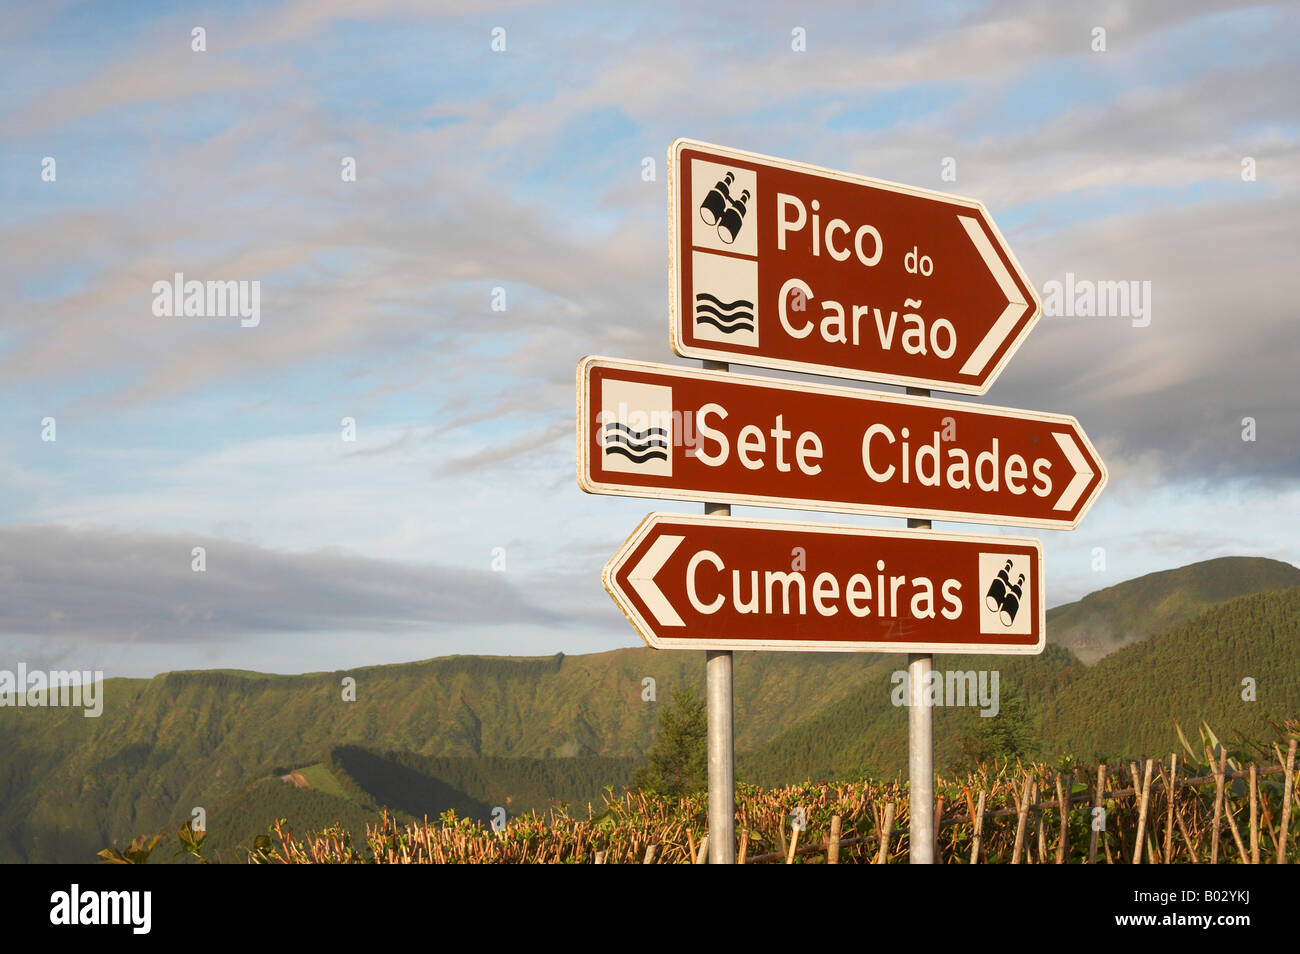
[934,795,945,864]
[1174,805,1200,863]
[1035,781,1048,864]
[1223,799,1250,864]
[1024,780,1034,865]
[970,790,985,865]
[1279,739,1297,864]
[1210,748,1225,864]
[828,815,841,865]
[1055,773,1069,864]
[1259,785,1277,853]
[1024,779,1034,868]
[1118,769,1135,861]
[1249,764,1259,864]
[1133,760,1153,864]
[1210,750,1249,863]
[695,833,709,865]
[1012,775,1031,864]
[1089,764,1106,864]
[1163,754,1177,864]
[876,802,894,864]
[737,829,748,865]
[785,822,799,864]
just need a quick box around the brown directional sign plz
[605,513,1045,654]
[669,139,1040,394]
[576,356,1106,530]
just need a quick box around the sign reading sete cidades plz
[669,139,1040,394]
[577,356,1106,531]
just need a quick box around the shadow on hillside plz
[330,745,492,823]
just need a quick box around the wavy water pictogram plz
[695,314,755,334]
[695,292,754,311]
[694,303,754,321]
[603,422,668,443]
[603,421,669,464]
[603,444,669,464]
[694,293,754,335]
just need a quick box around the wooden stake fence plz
[735,755,1298,865]
[250,749,1299,864]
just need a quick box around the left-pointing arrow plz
[629,534,684,627]
[603,513,1048,653]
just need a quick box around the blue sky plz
[1,0,1298,677]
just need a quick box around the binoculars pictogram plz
[699,171,750,244]
[984,559,1025,627]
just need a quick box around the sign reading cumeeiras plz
[669,139,1041,394]
[576,356,1107,531]
[604,513,1045,654]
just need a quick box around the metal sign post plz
[906,390,934,864]
[704,360,735,864]
[907,646,934,863]
[706,639,734,863]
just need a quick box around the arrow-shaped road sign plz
[577,356,1106,530]
[670,139,1040,394]
[605,513,1045,654]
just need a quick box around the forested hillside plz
[1039,586,1300,758]
[0,650,880,861]
[1046,556,1300,663]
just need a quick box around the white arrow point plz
[957,214,1029,378]
[628,534,685,627]
[1052,431,1094,512]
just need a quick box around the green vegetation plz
[951,687,1038,768]
[193,775,380,863]
[631,684,707,796]
[737,642,1082,783]
[1038,586,1300,760]
[1,557,1296,863]
[297,762,347,797]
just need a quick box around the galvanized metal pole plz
[906,385,934,864]
[705,642,734,864]
[703,359,735,864]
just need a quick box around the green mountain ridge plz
[0,649,886,861]
[1046,556,1300,664]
